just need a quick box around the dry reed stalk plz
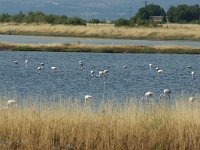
[0,100,200,149]
[0,23,200,40]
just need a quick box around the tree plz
[167,4,200,23]
[114,18,129,27]
[0,13,11,22]
[12,11,25,23]
[131,4,166,25]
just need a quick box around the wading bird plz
[37,66,42,70]
[188,97,195,103]
[50,66,56,70]
[191,71,195,79]
[79,61,84,70]
[84,95,92,106]
[90,70,94,76]
[40,63,44,66]
[3,99,17,109]
[188,66,192,69]
[156,67,163,76]
[149,64,152,70]
[13,60,18,64]
[159,89,171,99]
[141,92,154,102]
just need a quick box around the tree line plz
[0,4,199,26]
[114,4,200,26]
[0,11,87,25]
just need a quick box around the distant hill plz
[0,0,199,20]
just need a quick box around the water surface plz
[0,51,199,104]
[1,34,200,47]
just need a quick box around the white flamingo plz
[188,66,192,69]
[188,97,195,103]
[40,63,44,66]
[191,71,195,79]
[13,60,18,64]
[37,63,44,71]
[3,99,17,109]
[90,70,94,76]
[156,68,163,76]
[97,71,104,77]
[79,61,83,70]
[141,92,154,102]
[25,60,28,66]
[103,70,109,74]
[84,95,92,106]
[97,70,109,77]
[50,66,56,73]
[149,64,152,70]
[50,66,56,70]
[37,66,42,70]
[159,89,171,99]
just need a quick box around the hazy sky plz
[0,0,199,20]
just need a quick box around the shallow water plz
[0,51,199,104]
[1,34,200,47]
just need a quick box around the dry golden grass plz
[1,23,200,40]
[0,99,200,150]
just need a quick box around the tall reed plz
[0,23,200,41]
[0,99,200,150]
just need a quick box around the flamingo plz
[188,66,192,69]
[156,67,163,76]
[97,71,104,77]
[141,92,154,102]
[188,97,195,103]
[188,96,196,103]
[3,99,17,109]
[13,60,18,64]
[159,89,171,99]
[50,67,56,73]
[79,61,83,70]
[103,70,109,74]
[40,63,44,67]
[149,64,152,70]
[90,70,94,77]
[157,69,163,76]
[50,66,56,70]
[84,95,92,106]
[37,66,42,70]
[191,71,195,79]
[25,60,28,68]
[96,70,109,77]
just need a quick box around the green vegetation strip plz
[0,42,200,54]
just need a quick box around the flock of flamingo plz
[1,58,197,109]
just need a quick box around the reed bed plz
[0,99,200,150]
[0,42,200,54]
[1,23,200,41]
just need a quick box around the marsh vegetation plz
[0,99,200,150]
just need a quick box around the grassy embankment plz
[0,23,200,41]
[1,23,200,53]
[0,99,200,150]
